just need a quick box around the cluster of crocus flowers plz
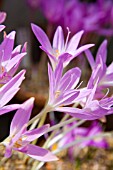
[1,8,113,169]
[27,0,113,36]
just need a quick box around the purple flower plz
[3,98,58,162]
[59,121,108,155]
[0,70,26,115]
[47,61,90,113]
[85,40,113,90]
[31,23,94,70]
[56,77,113,120]
[0,31,26,84]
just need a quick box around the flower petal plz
[10,97,34,136]
[25,144,58,162]
[31,24,52,52]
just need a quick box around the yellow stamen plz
[55,90,61,98]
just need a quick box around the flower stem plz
[27,105,51,126]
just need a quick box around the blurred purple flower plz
[3,98,58,162]
[0,31,26,84]
[59,121,108,157]
[31,23,94,69]
[86,40,113,91]
[27,0,41,10]
[0,70,25,115]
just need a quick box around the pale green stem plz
[32,112,48,145]
[48,119,85,148]
[27,105,51,126]
[45,117,76,133]
[43,114,70,148]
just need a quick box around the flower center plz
[14,138,23,148]
[55,49,60,58]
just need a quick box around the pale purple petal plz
[10,98,34,135]
[25,144,58,162]
[0,31,16,62]
[31,24,52,52]
[66,30,84,54]
[85,49,95,69]
[96,40,107,64]
[0,104,20,116]
[6,52,26,71]
[0,70,25,107]
[53,26,64,52]
[72,44,94,57]
[54,61,63,88]
[24,124,49,142]
[59,67,81,91]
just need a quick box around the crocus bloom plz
[3,98,58,162]
[0,70,25,115]
[85,40,113,90]
[59,121,108,156]
[0,31,26,84]
[0,11,6,32]
[57,79,113,120]
[47,61,90,114]
[31,23,94,70]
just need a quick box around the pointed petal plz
[59,67,81,91]
[10,98,34,136]
[85,49,95,69]
[96,40,107,64]
[6,52,26,71]
[0,31,16,62]
[0,104,20,116]
[53,26,64,52]
[0,70,25,107]
[31,24,52,52]
[24,124,49,142]
[66,30,84,54]
[73,44,94,58]
[26,144,58,162]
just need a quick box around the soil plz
[0,137,113,170]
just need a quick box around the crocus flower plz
[57,79,113,120]
[85,40,113,90]
[2,97,58,162]
[58,121,108,157]
[0,70,25,115]
[0,31,26,84]
[31,23,94,70]
[47,61,90,114]
[0,11,6,32]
